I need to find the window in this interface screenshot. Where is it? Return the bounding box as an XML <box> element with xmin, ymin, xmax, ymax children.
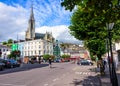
<box><xmin>44</xmin><ymin>50</ymin><xmax>46</xmax><ymax>54</ymax></box>
<box><xmin>39</xmin><ymin>50</ymin><xmax>41</xmax><ymax>55</ymax></box>
<box><xmin>31</xmin><ymin>51</ymin><xmax>33</xmax><ymax>55</ymax></box>
<box><xmin>39</xmin><ymin>45</ymin><xmax>41</xmax><ymax>49</ymax></box>
<box><xmin>24</xmin><ymin>51</ymin><xmax>26</xmax><ymax>56</ymax></box>
<box><xmin>3</xmin><ymin>49</ymin><xmax>5</xmax><ymax>52</ymax></box>
<box><xmin>28</xmin><ymin>51</ymin><xmax>30</xmax><ymax>56</ymax></box>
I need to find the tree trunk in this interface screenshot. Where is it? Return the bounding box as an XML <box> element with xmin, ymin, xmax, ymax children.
<box><xmin>98</xmin><ymin>59</ymin><xmax>105</xmax><ymax>76</ymax></box>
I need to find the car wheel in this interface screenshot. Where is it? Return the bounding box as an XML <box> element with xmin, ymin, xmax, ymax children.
<box><xmin>0</xmin><ymin>66</ymin><xmax>4</xmax><ymax>71</ymax></box>
<box><xmin>0</xmin><ymin>67</ymin><xmax>2</xmax><ymax>71</ymax></box>
<box><xmin>2</xmin><ymin>66</ymin><xmax>4</xmax><ymax>70</ymax></box>
<box><xmin>11</xmin><ymin>65</ymin><xmax>13</xmax><ymax>68</ymax></box>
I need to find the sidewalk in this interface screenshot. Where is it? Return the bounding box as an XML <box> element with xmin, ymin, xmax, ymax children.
<box><xmin>50</xmin><ymin>65</ymin><xmax>102</xmax><ymax>86</ymax></box>
<box><xmin>116</xmin><ymin>62</ymin><xmax>120</xmax><ymax>86</ymax></box>
<box><xmin>97</xmin><ymin>62</ymin><xmax>120</xmax><ymax>86</ymax></box>
<box><xmin>95</xmin><ymin>67</ymin><xmax>112</xmax><ymax>86</ymax></box>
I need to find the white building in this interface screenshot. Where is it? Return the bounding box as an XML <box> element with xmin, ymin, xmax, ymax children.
<box><xmin>18</xmin><ymin>39</ymin><xmax>53</xmax><ymax>57</ymax></box>
<box><xmin>115</xmin><ymin>42</ymin><xmax>120</xmax><ymax>51</ymax></box>
<box><xmin>114</xmin><ymin>42</ymin><xmax>120</xmax><ymax>61</ymax></box>
<box><xmin>0</xmin><ymin>44</ymin><xmax>10</xmax><ymax>59</ymax></box>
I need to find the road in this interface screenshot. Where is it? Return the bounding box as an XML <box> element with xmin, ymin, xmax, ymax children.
<box><xmin>0</xmin><ymin>62</ymin><xmax>101</xmax><ymax>86</ymax></box>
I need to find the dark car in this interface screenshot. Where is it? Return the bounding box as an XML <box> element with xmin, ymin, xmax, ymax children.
<box><xmin>0</xmin><ymin>62</ymin><xmax>5</xmax><ymax>71</ymax></box>
<box><xmin>54</xmin><ymin>59</ymin><xmax>61</xmax><ymax>63</ymax></box>
<box><xmin>80</xmin><ymin>60</ymin><xmax>93</xmax><ymax>65</ymax></box>
<box><xmin>0</xmin><ymin>59</ymin><xmax>12</xmax><ymax>68</ymax></box>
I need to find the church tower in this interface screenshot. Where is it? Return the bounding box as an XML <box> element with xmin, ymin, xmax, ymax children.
<box><xmin>25</xmin><ymin>4</ymin><xmax>35</xmax><ymax>40</ymax></box>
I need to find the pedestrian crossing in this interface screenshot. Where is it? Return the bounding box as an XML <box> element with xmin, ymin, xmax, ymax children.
<box><xmin>75</xmin><ymin>71</ymin><xmax>91</xmax><ymax>75</ymax></box>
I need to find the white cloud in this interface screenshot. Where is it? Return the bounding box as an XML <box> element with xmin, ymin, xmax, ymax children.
<box><xmin>0</xmin><ymin>2</ymin><xmax>28</xmax><ymax>41</ymax></box>
<box><xmin>0</xmin><ymin>1</ymin><xmax>81</xmax><ymax>44</ymax></box>
<box><xmin>36</xmin><ymin>25</ymin><xmax>68</xmax><ymax>39</ymax></box>
<box><xmin>36</xmin><ymin>25</ymin><xmax>82</xmax><ymax>44</ymax></box>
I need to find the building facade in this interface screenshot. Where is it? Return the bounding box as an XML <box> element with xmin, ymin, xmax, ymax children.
<box><xmin>21</xmin><ymin>4</ymin><xmax>54</xmax><ymax>58</ymax></box>
<box><xmin>115</xmin><ymin>42</ymin><xmax>120</xmax><ymax>61</ymax></box>
<box><xmin>17</xmin><ymin>39</ymin><xmax>53</xmax><ymax>58</ymax></box>
<box><xmin>0</xmin><ymin>44</ymin><xmax>10</xmax><ymax>59</ymax></box>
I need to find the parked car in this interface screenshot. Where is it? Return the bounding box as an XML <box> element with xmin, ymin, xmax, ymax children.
<box><xmin>54</xmin><ymin>58</ymin><xmax>61</xmax><ymax>63</ymax></box>
<box><xmin>7</xmin><ymin>59</ymin><xmax>20</xmax><ymax>68</ymax></box>
<box><xmin>0</xmin><ymin>59</ymin><xmax>12</xmax><ymax>68</ymax></box>
<box><xmin>80</xmin><ymin>59</ymin><xmax>93</xmax><ymax>65</ymax></box>
<box><xmin>0</xmin><ymin>62</ymin><xmax>5</xmax><ymax>71</ymax></box>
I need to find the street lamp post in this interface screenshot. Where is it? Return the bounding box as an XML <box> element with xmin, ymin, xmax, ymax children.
<box><xmin>106</xmin><ymin>23</ymin><xmax>118</xmax><ymax>86</ymax></box>
<box><xmin>106</xmin><ymin>37</ymin><xmax>112</xmax><ymax>83</ymax></box>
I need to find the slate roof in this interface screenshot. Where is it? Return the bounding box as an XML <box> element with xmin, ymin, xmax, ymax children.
<box><xmin>0</xmin><ymin>44</ymin><xmax>8</xmax><ymax>48</ymax></box>
<box><xmin>35</xmin><ymin>33</ymin><xmax>45</xmax><ymax>39</ymax></box>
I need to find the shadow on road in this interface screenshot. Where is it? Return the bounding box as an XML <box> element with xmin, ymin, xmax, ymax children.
<box><xmin>0</xmin><ymin>63</ymin><xmax>49</xmax><ymax>75</ymax></box>
<box><xmin>88</xmin><ymin>67</ymin><xmax>119</xmax><ymax>86</ymax></box>
<box><xmin>70</xmin><ymin>66</ymin><xmax>115</xmax><ymax>86</ymax></box>
<box><xmin>117</xmin><ymin>73</ymin><xmax>120</xmax><ymax>86</ymax></box>
<box><xmin>71</xmin><ymin>75</ymin><xmax>101</xmax><ymax>86</ymax></box>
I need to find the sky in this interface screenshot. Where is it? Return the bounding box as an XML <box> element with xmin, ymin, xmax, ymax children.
<box><xmin>0</xmin><ymin>0</ymin><xmax>82</xmax><ymax>44</ymax></box>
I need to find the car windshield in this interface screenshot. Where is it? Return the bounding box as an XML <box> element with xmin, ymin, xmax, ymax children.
<box><xmin>8</xmin><ymin>59</ymin><xmax>17</xmax><ymax>63</ymax></box>
<box><xmin>81</xmin><ymin>60</ymin><xmax>88</xmax><ymax>62</ymax></box>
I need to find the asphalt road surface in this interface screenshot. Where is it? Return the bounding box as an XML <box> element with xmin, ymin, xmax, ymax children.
<box><xmin>0</xmin><ymin>62</ymin><xmax>101</xmax><ymax>86</ymax></box>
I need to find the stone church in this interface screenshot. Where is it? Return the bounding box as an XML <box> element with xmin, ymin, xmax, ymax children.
<box><xmin>25</xmin><ymin>5</ymin><xmax>54</xmax><ymax>42</ymax></box>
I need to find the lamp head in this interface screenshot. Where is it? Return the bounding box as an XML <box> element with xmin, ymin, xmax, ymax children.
<box><xmin>106</xmin><ymin>23</ymin><xmax>114</xmax><ymax>30</ymax></box>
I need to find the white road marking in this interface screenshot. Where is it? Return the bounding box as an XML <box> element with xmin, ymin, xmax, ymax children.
<box><xmin>44</xmin><ymin>84</ymin><xmax>48</xmax><ymax>86</ymax></box>
<box><xmin>87</xmin><ymin>72</ymin><xmax>91</xmax><ymax>75</ymax></box>
<box><xmin>0</xmin><ymin>83</ymin><xmax>26</xmax><ymax>86</ymax></box>
<box><xmin>75</xmin><ymin>72</ymin><xmax>91</xmax><ymax>75</ymax></box>
<box><xmin>83</xmin><ymin>72</ymin><xmax>87</xmax><ymax>75</ymax></box>
<box><xmin>53</xmin><ymin>78</ymin><xmax>59</xmax><ymax>82</ymax></box>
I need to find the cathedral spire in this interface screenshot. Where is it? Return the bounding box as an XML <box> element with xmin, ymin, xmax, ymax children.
<box><xmin>25</xmin><ymin>1</ymin><xmax>35</xmax><ymax>40</ymax></box>
<box><xmin>30</xmin><ymin>2</ymin><xmax>34</xmax><ymax>21</ymax></box>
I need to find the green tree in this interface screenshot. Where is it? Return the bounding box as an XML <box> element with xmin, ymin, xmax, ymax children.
<box><xmin>61</xmin><ymin>0</ymin><xmax>120</xmax><ymax>59</ymax></box>
<box><xmin>61</xmin><ymin>54</ymin><xmax>70</xmax><ymax>62</ymax></box>
<box><xmin>61</xmin><ymin>54</ymin><xmax>70</xmax><ymax>59</ymax></box>
<box><xmin>9</xmin><ymin>50</ymin><xmax>21</xmax><ymax>59</ymax></box>
<box><xmin>2</xmin><ymin>41</ymin><xmax>7</xmax><ymax>45</ymax></box>
<box><xmin>61</xmin><ymin>0</ymin><xmax>120</xmax><ymax>77</ymax></box>
<box><xmin>43</xmin><ymin>54</ymin><xmax>50</xmax><ymax>61</ymax></box>
<box><xmin>8</xmin><ymin>39</ymin><xmax>13</xmax><ymax>44</ymax></box>
<box><xmin>7</xmin><ymin>39</ymin><xmax>13</xmax><ymax>47</ymax></box>
<box><xmin>2</xmin><ymin>39</ymin><xmax>13</xmax><ymax>47</ymax></box>
<box><xmin>50</xmin><ymin>55</ymin><xmax>55</xmax><ymax>60</ymax></box>
<box><xmin>61</xmin><ymin>0</ymin><xmax>120</xmax><ymax>13</ymax></box>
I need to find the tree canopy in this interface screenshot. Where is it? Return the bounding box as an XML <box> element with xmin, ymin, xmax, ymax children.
<box><xmin>2</xmin><ymin>39</ymin><xmax>13</xmax><ymax>47</ymax></box>
<box><xmin>61</xmin><ymin>0</ymin><xmax>120</xmax><ymax>58</ymax></box>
